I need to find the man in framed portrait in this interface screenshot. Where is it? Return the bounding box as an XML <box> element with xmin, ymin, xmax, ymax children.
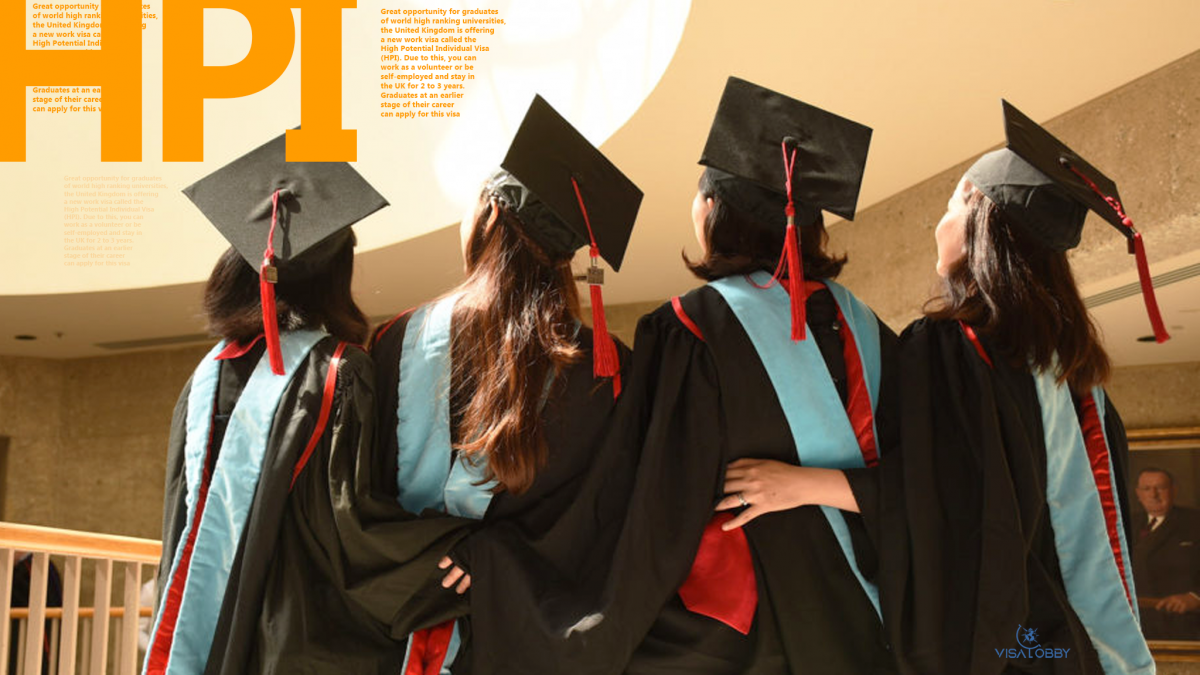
<box><xmin>1133</xmin><ymin>467</ymin><xmax>1200</xmax><ymax>640</ymax></box>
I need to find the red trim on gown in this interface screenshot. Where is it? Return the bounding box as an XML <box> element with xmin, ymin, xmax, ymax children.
<box><xmin>1079</xmin><ymin>392</ymin><xmax>1132</xmax><ymax>605</ymax></box>
<box><xmin>370</xmin><ymin>308</ymin><xmax>418</xmax><ymax>351</ymax></box>
<box><xmin>678</xmin><ymin>513</ymin><xmax>757</xmax><ymax>634</ymax></box>
<box><xmin>958</xmin><ymin>321</ymin><xmax>994</xmax><ymax>368</ymax></box>
<box><xmin>214</xmin><ymin>334</ymin><xmax>265</xmax><ymax>361</ymax></box>
<box><xmin>290</xmin><ymin>342</ymin><xmax>348</xmax><ymax>490</ymax></box>
<box><xmin>835</xmin><ymin>299</ymin><xmax>878</xmax><ymax>468</ymax></box>
<box><xmin>671</xmin><ymin>296</ymin><xmax>705</xmax><ymax>341</ymax></box>
<box><xmin>404</xmin><ymin>620</ymin><xmax>456</xmax><ymax>675</ymax></box>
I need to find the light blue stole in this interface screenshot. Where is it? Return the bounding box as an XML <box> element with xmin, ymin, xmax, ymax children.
<box><xmin>144</xmin><ymin>329</ymin><xmax>326</xmax><ymax>675</ymax></box>
<box><xmin>1033</xmin><ymin>372</ymin><xmax>1153</xmax><ymax>674</ymax></box>
<box><xmin>395</xmin><ymin>295</ymin><xmax>495</xmax><ymax>674</ymax></box>
<box><xmin>709</xmin><ymin>272</ymin><xmax>883</xmax><ymax>617</ymax></box>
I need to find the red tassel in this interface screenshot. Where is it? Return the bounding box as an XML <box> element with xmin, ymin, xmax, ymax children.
<box><xmin>571</xmin><ymin>176</ymin><xmax>622</xmax><ymax>398</ymax></box>
<box><xmin>590</xmin><ymin>279</ymin><xmax>621</xmax><ymax>397</ymax></box>
<box><xmin>784</xmin><ymin>221</ymin><xmax>806</xmax><ymax>341</ymax></box>
<box><xmin>1062</xmin><ymin>161</ymin><xmax>1169</xmax><ymax>343</ymax></box>
<box><xmin>261</xmin><ymin>189</ymin><xmax>286</xmax><ymax>375</ymax></box>
<box><xmin>780</xmin><ymin>142</ymin><xmax>806</xmax><ymax>341</ymax></box>
<box><xmin>260</xmin><ymin>266</ymin><xmax>285</xmax><ymax>375</ymax></box>
<box><xmin>1131</xmin><ymin>232</ymin><xmax>1170</xmax><ymax>343</ymax></box>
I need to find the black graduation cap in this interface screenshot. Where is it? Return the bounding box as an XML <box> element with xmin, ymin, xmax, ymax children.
<box><xmin>182</xmin><ymin>131</ymin><xmax>390</xmax><ymax>373</ymax></box>
<box><xmin>696</xmin><ymin>77</ymin><xmax>873</xmax><ymax>342</ymax></box>
<box><xmin>183</xmin><ymin>132</ymin><xmax>389</xmax><ymax>281</ymax></box>
<box><xmin>965</xmin><ymin>100</ymin><xmax>1128</xmax><ymax>252</ymax></box>
<box><xmin>497</xmin><ymin>95</ymin><xmax>642</xmax><ymax>272</ymax></box>
<box><xmin>965</xmin><ymin>99</ymin><xmax>1169</xmax><ymax>342</ymax></box>
<box><xmin>699</xmin><ymin>76</ymin><xmax>872</xmax><ymax>224</ymax></box>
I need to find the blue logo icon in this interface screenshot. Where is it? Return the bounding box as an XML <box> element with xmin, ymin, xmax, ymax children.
<box><xmin>995</xmin><ymin>626</ymin><xmax>1072</xmax><ymax>661</ymax></box>
<box><xmin>1017</xmin><ymin>626</ymin><xmax>1039</xmax><ymax>649</ymax></box>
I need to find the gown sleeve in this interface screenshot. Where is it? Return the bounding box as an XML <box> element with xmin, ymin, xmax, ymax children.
<box><xmin>869</xmin><ymin>319</ymin><xmax>999</xmax><ymax>675</ymax></box>
<box><xmin>281</xmin><ymin>348</ymin><xmax>475</xmax><ymax>655</ymax></box>
<box><xmin>449</xmin><ymin>305</ymin><xmax>726</xmax><ymax>675</ymax></box>
<box><xmin>309</xmin><ymin>347</ymin><xmax>475</xmax><ymax>634</ymax></box>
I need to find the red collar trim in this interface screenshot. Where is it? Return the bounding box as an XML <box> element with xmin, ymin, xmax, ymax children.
<box><xmin>958</xmin><ymin>321</ymin><xmax>993</xmax><ymax>368</ymax></box>
<box><xmin>214</xmin><ymin>334</ymin><xmax>265</xmax><ymax>361</ymax></box>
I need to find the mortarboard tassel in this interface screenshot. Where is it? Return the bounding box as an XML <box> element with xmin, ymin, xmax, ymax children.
<box><xmin>1062</xmin><ymin>160</ymin><xmax>1170</xmax><ymax>343</ymax></box>
<box><xmin>260</xmin><ymin>190</ymin><xmax>286</xmax><ymax>375</ymax></box>
<box><xmin>571</xmin><ymin>177</ymin><xmax>621</xmax><ymax>398</ymax></box>
<box><xmin>746</xmin><ymin>142</ymin><xmax>807</xmax><ymax>340</ymax></box>
<box><xmin>781</xmin><ymin>141</ymin><xmax>806</xmax><ymax>341</ymax></box>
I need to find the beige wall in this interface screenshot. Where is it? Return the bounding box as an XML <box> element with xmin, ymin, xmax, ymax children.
<box><xmin>1</xmin><ymin>345</ymin><xmax>210</xmax><ymax>540</ymax></box>
<box><xmin>830</xmin><ymin>50</ymin><xmax>1200</xmax><ymax>330</ymax></box>
<box><xmin>1110</xmin><ymin>362</ymin><xmax>1200</xmax><ymax>429</ymax></box>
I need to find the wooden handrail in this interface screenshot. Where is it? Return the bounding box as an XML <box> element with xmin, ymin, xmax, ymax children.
<box><xmin>9</xmin><ymin>607</ymin><xmax>154</xmax><ymax>620</ymax></box>
<box><xmin>0</xmin><ymin>522</ymin><xmax>161</xmax><ymax>564</ymax></box>
<box><xmin>1127</xmin><ymin>427</ymin><xmax>1200</xmax><ymax>442</ymax></box>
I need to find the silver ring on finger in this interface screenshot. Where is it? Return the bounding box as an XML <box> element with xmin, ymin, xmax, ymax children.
<box><xmin>737</xmin><ymin>492</ymin><xmax>749</xmax><ymax>507</ymax></box>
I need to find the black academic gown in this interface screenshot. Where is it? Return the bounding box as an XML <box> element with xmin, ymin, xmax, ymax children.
<box><xmin>619</xmin><ymin>285</ymin><xmax>900</xmax><ymax>675</ymax></box>
<box><xmin>370</xmin><ymin>312</ymin><xmax>630</xmax><ymax>675</ymax></box>
<box><xmin>847</xmin><ymin>318</ymin><xmax>1133</xmax><ymax>675</ymax></box>
<box><xmin>155</xmin><ymin>337</ymin><xmax>472</xmax><ymax>675</ymax></box>
<box><xmin>1133</xmin><ymin>505</ymin><xmax>1200</xmax><ymax>640</ymax></box>
<box><xmin>453</xmin><ymin>284</ymin><xmax>899</xmax><ymax>675</ymax></box>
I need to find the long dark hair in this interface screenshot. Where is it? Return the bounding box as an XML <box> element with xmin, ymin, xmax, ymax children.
<box><xmin>685</xmin><ymin>169</ymin><xmax>846</xmax><ymax>281</ymax></box>
<box><xmin>204</xmin><ymin>230</ymin><xmax>369</xmax><ymax>346</ymax></box>
<box><xmin>927</xmin><ymin>190</ymin><xmax>1110</xmax><ymax>392</ymax></box>
<box><xmin>450</xmin><ymin>192</ymin><xmax>583</xmax><ymax>495</ymax></box>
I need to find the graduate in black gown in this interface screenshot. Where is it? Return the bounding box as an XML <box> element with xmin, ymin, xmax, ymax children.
<box><xmin>146</xmin><ymin>134</ymin><xmax>471</xmax><ymax>675</ymax></box>
<box><xmin>369</xmin><ymin>95</ymin><xmax>641</xmax><ymax>675</ymax></box>
<box><xmin>800</xmin><ymin>101</ymin><xmax>1167</xmax><ymax>674</ymax></box>
<box><xmin>621</xmin><ymin>76</ymin><xmax>903</xmax><ymax>675</ymax></box>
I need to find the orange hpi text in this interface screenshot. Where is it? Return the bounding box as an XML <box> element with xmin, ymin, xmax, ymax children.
<box><xmin>1</xmin><ymin>0</ymin><xmax>357</xmax><ymax>162</ymax></box>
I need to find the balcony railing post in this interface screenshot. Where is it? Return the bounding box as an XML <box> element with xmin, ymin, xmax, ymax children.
<box><xmin>14</xmin><ymin>620</ymin><xmax>26</xmax><ymax>675</ymax></box>
<box><xmin>117</xmin><ymin>563</ymin><xmax>141</xmax><ymax>675</ymax></box>
<box><xmin>48</xmin><ymin>618</ymin><xmax>60</xmax><ymax>675</ymax></box>
<box><xmin>22</xmin><ymin>552</ymin><xmax>50</xmax><ymax>675</ymax></box>
<box><xmin>79</xmin><ymin>618</ymin><xmax>92</xmax><ymax>675</ymax></box>
<box><xmin>58</xmin><ymin>556</ymin><xmax>82</xmax><ymax>675</ymax></box>
<box><xmin>1</xmin><ymin>547</ymin><xmax>14</xmax><ymax>675</ymax></box>
<box><xmin>91</xmin><ymin>559</ymin><xmax>113</xmax><ymax>675</ymax></box>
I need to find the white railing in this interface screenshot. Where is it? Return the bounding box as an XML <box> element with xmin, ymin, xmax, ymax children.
<box><xmin>0</xmin><ymin>523</ymin><xmax>161</xmax><ymax>675</ymax></box>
